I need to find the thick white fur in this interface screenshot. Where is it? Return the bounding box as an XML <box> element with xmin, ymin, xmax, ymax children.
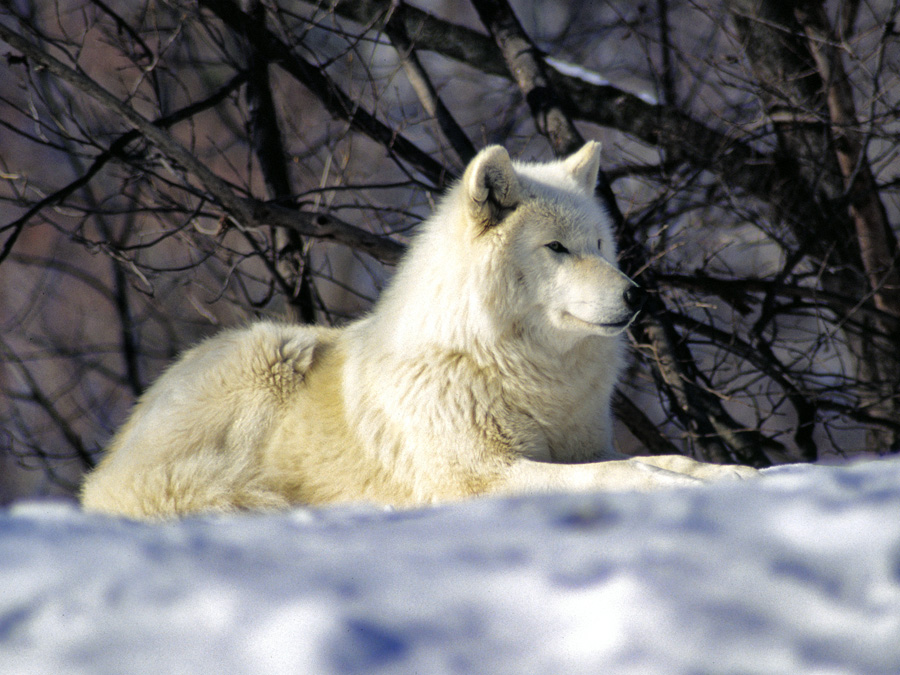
<box><xmin>81</xmin><ymin>142</ymin><xmax>755</xmax><ymax>519</ymax></box>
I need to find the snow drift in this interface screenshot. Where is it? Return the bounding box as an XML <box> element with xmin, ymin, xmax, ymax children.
<box><xmin>3</xmin><ymin>458</ymin><xmax>900</xmax><ymax>674</ymax></box>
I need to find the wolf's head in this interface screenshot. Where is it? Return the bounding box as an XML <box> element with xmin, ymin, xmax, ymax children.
<box><xmin>460</xmin><ymin>142</ymin><xmax>645</xmax><ymax>343</ymax></box>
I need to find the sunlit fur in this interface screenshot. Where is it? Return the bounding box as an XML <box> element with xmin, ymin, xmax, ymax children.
<box><xmin>81</xmin><ymin>142</ymin><xmax>755</xmax><ymax>519</ymax></box>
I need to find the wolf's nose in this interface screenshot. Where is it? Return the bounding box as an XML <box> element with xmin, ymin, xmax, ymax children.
<box><xmin>624</xmin><ymin>285</ymin><xmax>647</xmax><ymax>312</ymax></box>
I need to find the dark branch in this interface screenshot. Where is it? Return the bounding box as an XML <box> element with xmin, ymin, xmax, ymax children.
<box><xmin>470</xmin><ymin>0</ymin><xmax>584</xmax><ymax>157</ymax></box>
<box><xmin>0</xmin><ymin>22</ymin><xmax>406</xmax><ymax>265</ymax></box>
<box><xmin>241</xmin><ymin>0</ymin><xmax>316</xmax><ymax>323</ymax></box>
<box><xmin>330</xmin><ymin>0</ymin><xmax>827</xmax><ymax>234</ymax></box>
<box><xmin>198</xmin><ymin>0</ymin><xmax>453</xmax><ymax>190</ymax></box>
<box><xmin>383</xmin><ymin>2</ymin><xmax>477</xmax><ymax>166</ymax></box>
<box><xmin>612</xmin><ymin>391</ymin><xmax>682</xmax><ymax>456</ymax></box>
<box><xmin>1</xmin><ymin>71</ymin><xmax>249</xmax><ymax>265</ymax></box>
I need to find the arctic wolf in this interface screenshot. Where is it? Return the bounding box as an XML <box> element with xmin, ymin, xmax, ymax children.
<box><xmin>81</xmin><ymin>142</ymin><xmax>755</xmax><ymax>519</ymax></box>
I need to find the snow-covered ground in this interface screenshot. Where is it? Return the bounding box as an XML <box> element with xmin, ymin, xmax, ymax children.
<box><xmin>3</xmin><ymin>458</ymin><xmax>900</xmax><ymax>674</ymax></box>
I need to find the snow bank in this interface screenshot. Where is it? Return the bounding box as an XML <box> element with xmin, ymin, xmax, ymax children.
<box><xmin>3</xmin><ymin>458</ymin><xmax>900</xmax><ymax>674</ymax></box>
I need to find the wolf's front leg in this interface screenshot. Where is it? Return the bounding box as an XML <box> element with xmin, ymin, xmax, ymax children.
<box><xmin>493</xmin><ymin>457</ymin><xmax>705</xmax><ymax>496</ymax></box>
<box><xmin>630</xmin><ymin>455</ymin><xmax>759</xmax><ymax>481</ymax></box>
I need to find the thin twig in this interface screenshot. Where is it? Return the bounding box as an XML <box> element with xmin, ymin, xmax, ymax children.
<box><xmin>0</xmin><ymin>22</ymin><xmax>406</xmax><ymax>264</ymax></box>
<box><xmin>383</xmin><ymin>1</ymin><xmax>476</xmax><ymax>166</ymax></box>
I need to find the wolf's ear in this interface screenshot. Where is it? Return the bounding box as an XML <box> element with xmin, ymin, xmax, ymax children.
<box><xmin>563</xmin><ymin>141</ymin><xmax>602</xmax><ymax>194</ymax></box>
<box><xmin>464</xmin><ymin>145</ymin><xmax>520</xmax><ymax>233</ymax></box>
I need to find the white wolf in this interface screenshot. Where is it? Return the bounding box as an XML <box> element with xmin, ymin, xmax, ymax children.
<box><xmin>81</xmin><ymin>142</ymin><xmax>755</xmax><ymax>519</ymax></box>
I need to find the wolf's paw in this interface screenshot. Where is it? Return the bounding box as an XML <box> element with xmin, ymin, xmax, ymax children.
<box><xmin>718</xmin><ymin>464</ymin><xmax>759</xmax><ymax>480</ymax></box>
<box><xmin>633</xmin><ymin>455</ymin><xmax>758</xmax><ymax>482</ymax></box>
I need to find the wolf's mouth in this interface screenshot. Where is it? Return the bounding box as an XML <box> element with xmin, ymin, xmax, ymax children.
<box><xmin>562</xmin><ymin>311</ymin><xmax>637</xmax><ymax>332</ymax></box>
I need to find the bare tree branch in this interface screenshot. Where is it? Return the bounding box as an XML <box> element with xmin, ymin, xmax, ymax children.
<box><xmin>383</xmin><ymin>1</ymin><xmax>476</xmax><ymax>166</ymax></box>
<box><xmin>0</xmin><ymin>22</ymin><xmax>252</xmax><ymax>217</ymax></box>
<box><xmin>612</xmin><ymin>391</ymin><xmax>681</xmax><ymax>456</ymax></box>
<box><xmin>1</xmin><ymin>71</ymin><xmax>249</xmax><ymax>264</ymax></box>
<box><xmin>330</xmin><ymin>0</ymin><xmax>837</xmax><ymax>237</ymax></box>
<box><xmin>0</xmin><ymin>337</ymin><xmax>95</xmax><ymax>470</ymax></box>
<box><xmin>795</xmin><ymin>0</ymin><xmax>900</xmax><ymax>322</ymax></box>
<box><xmin>248</xmin><ymin>202</ymin><xmax>406</xmax><ymax>264</ymax></box>
<box><xmin>470</xmin><ymin>0</ymin><xmax>584</xmax><ymax>157</ymax></box>
<box><xmin>725</xmin><ymin>0</ymin><xmax>899</xmax><ymax>450</ymax></box>
<box><xmin>241</xmin><ymin>0</ymin><xmax>316</xmax><ymax>323</ymax></box>
<box><xmin>0</xmin><ymin>21</ymin><xmax>406</xmax><ymax>265</ymax></box>
<box><xmin>198</xmin><ymin>0</ymin><xmax>452</xmax><ymax>189</ymax></box>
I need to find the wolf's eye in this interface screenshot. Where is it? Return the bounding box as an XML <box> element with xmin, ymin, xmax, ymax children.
<box><xmin>545</xmin><ymin>241</ymin><xmax>569</xmax><ymax>254</ymax></box>
<box><xmin>598</xmin><ymin>239</ymin><xmax>604</xmax><ymax>252</ymax></box>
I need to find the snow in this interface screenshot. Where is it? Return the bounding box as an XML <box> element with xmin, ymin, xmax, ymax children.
<box><xmin>545</xmin><ymin>56</ymin><xmax>612</xmax><ymax>87</ymax></box>
<box><xmin>3</xmin><ymin>458</ymin><xmax>900</xmax><ymax>674</ymax></box>
<box><xmin>544</xmin><ymin>56</ymin><xmax>659</xmax><ymax>105</ymax></box>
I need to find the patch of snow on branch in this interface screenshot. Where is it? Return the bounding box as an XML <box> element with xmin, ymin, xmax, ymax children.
<box><xmin>544</xmin><ymin>56</ymin><xmax>659</xmax><ymax>105</ymax></box>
